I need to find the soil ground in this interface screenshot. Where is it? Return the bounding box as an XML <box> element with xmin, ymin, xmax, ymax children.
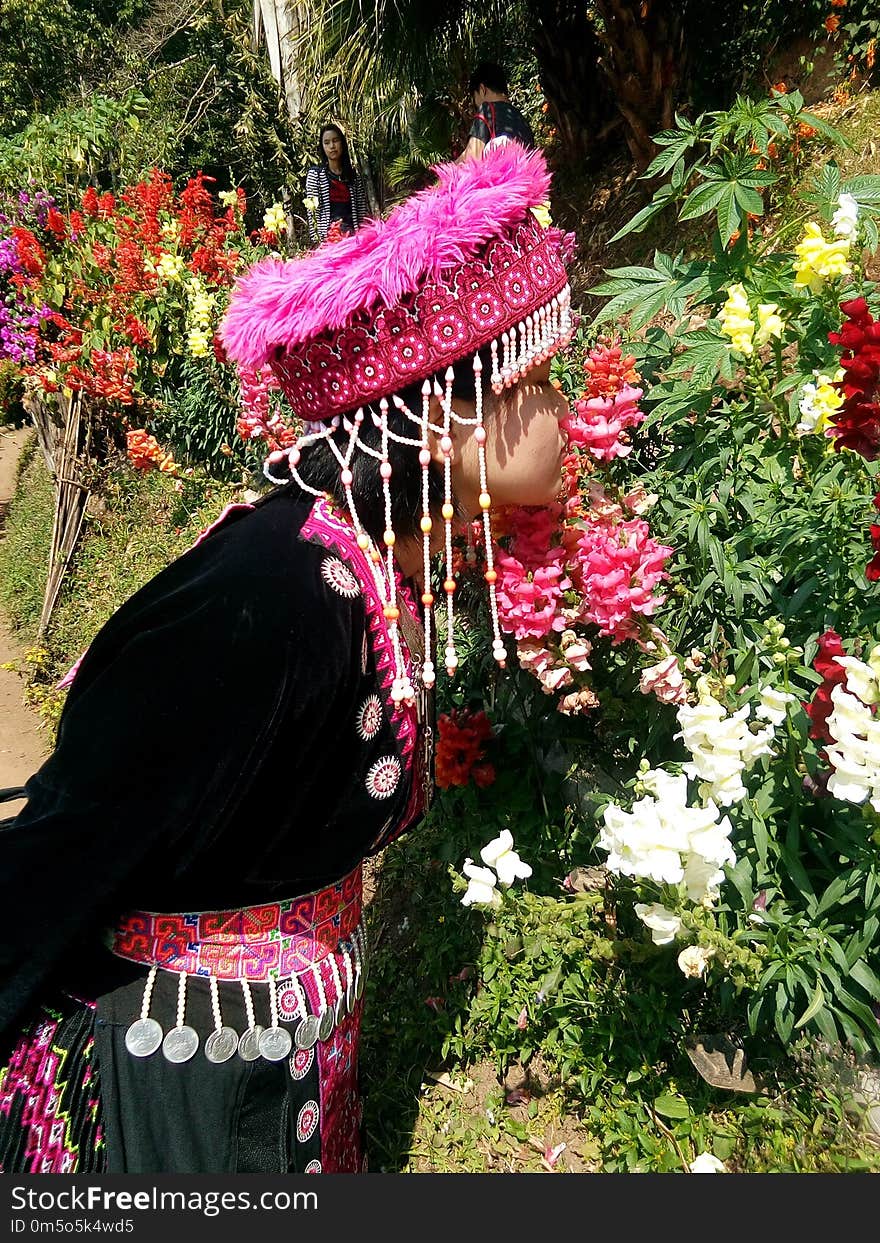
<box><xmin>0</xmin><ymin>426</ymin><xmax>47</xmax><ymax>816</ymax></box>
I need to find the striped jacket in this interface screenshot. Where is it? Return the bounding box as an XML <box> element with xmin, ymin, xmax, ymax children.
<box><xmin>304</xmin><ymin>165</ymin><xmax>369</xmax><ymax>243</ymax></box>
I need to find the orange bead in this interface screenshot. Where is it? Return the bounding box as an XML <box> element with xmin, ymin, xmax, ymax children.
<box><xmin>421</xmin><ymin>592</ymin><xmax>434</xmax><ymax>607</ymax></box>
<box><xmin>383</xmin><ymin>605</ymin><xmax>400</xmax><ymax>621</ymax></box>
<box><xmin>484</xmin><ymin>569</ymin><xmax>497</xmax><ymax>584</ymax></box>
<box><xmin>383</xmin><ymin>529</ymin><xmax>396</xmax><ymax>547</ymax></box>
<box><xmin>370</xmin><ymin>549</ymin><xmax>382</xmax><ymax>563</ymax></box>
<box><xmin>444</xmin><ymin>578</ymin><xmax>457</xmax><ymax>594</ymax></box>
<box><xmin>420</xmin><ymin>516</ymin><xmax>433</xmax><ymax>534</ymax></box>
<box><xmin>441</xmin><ymin>503</ymin><xmax>455</xmax><ymax>521</ymax></box>
<box><xmin>478</xmin><ymin>492</ymin><xmax>492</xmax><ymax>510</ymax></box>
<box><xmin>356</xmin><ymin>533</ymin><xmax>370</xmax><ymax>551</ymax></box>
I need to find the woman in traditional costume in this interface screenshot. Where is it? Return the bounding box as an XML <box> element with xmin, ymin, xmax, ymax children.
<box><xmin>0</xmin><ymin>144</ymin><xmax>574</xmax><ymax>1174</ymax></box>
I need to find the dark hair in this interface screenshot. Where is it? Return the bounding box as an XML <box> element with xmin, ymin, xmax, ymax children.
<box><xmin>318</xmin><ymin>124</ymin><xmax>354</xmax><ymax>181</ymax></box>
<box><xmin>468</xmin><ymin>61</ymin><xmax>508</xmax><ymax>97</ymax></box>
<box><xmin>294</xmin><ymin>352</ymin><xmax>491</xmax><ymax>543</ymax></box>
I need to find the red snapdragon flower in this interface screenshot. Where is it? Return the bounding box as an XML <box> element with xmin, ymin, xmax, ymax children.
<box><xmin>827</xmin><ymin>298</ymin><xmax>880</xmax><ymax>460</ymax></box>
<box><xmin>434</xmin><ymin>709</ymin><xmax>495</xmax><ymax>789</ymax></box>
<box><xmin>805</xmin><ymin>629</ymin><xmax>848</xmax><ymax>743</ymax></box>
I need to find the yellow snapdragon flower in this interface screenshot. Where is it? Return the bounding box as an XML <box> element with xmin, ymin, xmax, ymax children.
<box><xmin>187</xmin><ymin>326</ymin><xmax>211</xmax><ymax>358</ymax></box>
<box><xmin>530</xmin><ymin>201</ymin><xmax>552</xmax><ymax>229</ymax></box>
<box><xmin>793</xmin><ymin>222</ymin><xmax>852</xmax><ymax>293</ymax></box>
<box><xmin>155</xmin><ymin>252</ymin><xmax>184</xmax><ymax>282</ymax></box>
<box><xmin>755</xmin><ymin>302</ymin><xmax>785</xmax><ymax>346</ymax></box>
<box><xmin>796</xmin><ymin>371</ymin><xmax>844</xmax><ymax>435</ymax></box>
<box><xmin>263</xmin><ymin>203</ymin><xmax>287</xmax><ymax>234</ymax></box>
<box><xmin>719</xmin><ymin>283</ymin><xmax>755</xmax><ymax>355</ymax></box>
<box><xmin>219</xmin><ymin>189</ymin><xmax>239</xmax><ymax>208</ymax></box>
<box><xmin>186</xmin><ymin>277</ymin><xmax>215</xmax><ymax>329</ymax></box>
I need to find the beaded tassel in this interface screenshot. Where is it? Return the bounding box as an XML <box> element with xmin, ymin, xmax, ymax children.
<box><xmin>437</xmin><ymin>368</ymin><xmax>458</xmax><ymax>678</ymax></box>
<box><xmin>472</xmin><ymin>352</ymin><xmax>506</xmax><ymax>668</ymax></box>
<box><xmin>418</xmin><ymin>378</ymin><xmax>436</xmax><ymax>689</ymax></box>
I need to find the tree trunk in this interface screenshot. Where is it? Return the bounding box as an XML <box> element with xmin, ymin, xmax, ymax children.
<box><xmin>525</xmin><ymin>0</ymin><xmax>617</xmax><ymax>168</ymax></box>
<box><xmin>592</xmin><ymin>0</ymin><xmax>687</xmax><ymax>169</ymax></box>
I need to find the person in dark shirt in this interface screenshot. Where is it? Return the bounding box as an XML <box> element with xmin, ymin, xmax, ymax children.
<box><xmin>0</xmin><ymin>144</ymin><xmax>574</xmax><ymax>1176</ymax></box>
<box><xmin>460</xmin><ymin>60</ymin><xmax>535</xmax><ymax>161</ymax></box>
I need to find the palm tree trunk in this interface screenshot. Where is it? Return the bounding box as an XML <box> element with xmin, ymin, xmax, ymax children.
<box><xmin>592</xmin><ymin>0</ymin><xmax>687</xmax><ymax>169</ymax></box>
<box><xmin>526</xmin><ymin>0</ymin><xmax>617</xmax><ymax>167</ymax></box>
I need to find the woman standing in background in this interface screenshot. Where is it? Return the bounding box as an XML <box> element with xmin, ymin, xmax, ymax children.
<box><xmin>304</xmin><ymin>124</ymin><xmax>369</xmax><ymax>244</ymax></box>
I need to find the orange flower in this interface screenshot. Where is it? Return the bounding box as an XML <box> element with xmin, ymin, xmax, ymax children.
<box><xmin>830</xmin><ymin>0</ymin><xmax>847</xmax><ymax>7</ymax></box>
<box><xmin>868</xmin><ymin>37</ymin><xmax>877</xmax><ymax>69</ymax></box>
<box><xmin>825</xmin><ymin>14</ymin><xmax>840</xmax><ymax>32</ymax></box>
<box><xmin>771</xmin><ymin>81</ymin><xmax>788</xmax><ymax>94</ymax></box>
<box><xmin>126</xmin><ymin>429</ymin><xmax>176</xmax><ymax>474</ymax></box>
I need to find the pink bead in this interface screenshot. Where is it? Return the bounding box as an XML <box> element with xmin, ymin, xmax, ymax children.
<box><xmin>340</xmin><ymin>468</ymin><xmax>353</xmax><ymax>486</ymax></box>
<box><xmin>267</xmin><ymin>450</ymin><xmax>284</xmax><ymax>464</ymax></box>
<box><xmin>440</xmin><ymin>436</ymin><xmax>453</xmax><ymax>455</ymax></box>
<box><xmin>288</xmin><ymin>448</ymin><xmax>300</xmax><ymax>466</ymax></box>
<box><xmin>380</xmin><ymin>461</ymin><xmax>392</xmax><ymax>479</ymax></box>
<box><xmin>473</xmin><ymin>426</ymin><xmax>487</xmax><ymax>445</ymax></box>
<box><xmin>419</xmin><ymin>448</ymin><xmax>431</xmax><ymax>466</ymax></box>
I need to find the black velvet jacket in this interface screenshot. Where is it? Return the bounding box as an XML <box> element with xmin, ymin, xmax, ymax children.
<box><xmin>0</xmin><ymin>489</ymin><xmax>420</xmax><ymax>1041</ymax></box>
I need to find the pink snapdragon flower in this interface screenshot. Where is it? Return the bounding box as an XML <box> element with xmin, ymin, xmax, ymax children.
<box><xmin>639</xmin><ymin>654</ymin><xmax>687</xmax><ymax>705</ymax></box>
<box><xmin>572</xmin><ymin>517</ymin><xmax>672</xmax><ymax>641</ymax></box>
<box><xmin>496</xmin><ymin>550</ymin><xmax>570</xmax><ymax>640</ymax></box>
<box><xmin>562</xmin><ymin>383</ymin><xmax>645</xmax><ymax>462</ymax></box>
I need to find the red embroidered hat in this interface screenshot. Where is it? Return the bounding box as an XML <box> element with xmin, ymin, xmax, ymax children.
<box><xmin>221</xmin><ymin>144</ymin><xmax>572</xmax><ymax>419</ymax></box>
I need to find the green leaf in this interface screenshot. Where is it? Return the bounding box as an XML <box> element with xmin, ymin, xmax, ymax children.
<box><xmin>794</xmin><ymin>982</ymin><xmax>826</xmax><ymax>1030</ymax></box>
<box><xmin>609</xmin><ymin>186</ymin><xmax>675</xmax><ymax>243</ymax></box>
<box><xmin>653</xmin><ymin>1093</ymin><xmax>690</xmax><ymax>1121</ymax></box>
<box><xmin>850</xmin><ymin>960</ymin><xmax>880</xmax><ymax>1003</ymax></box>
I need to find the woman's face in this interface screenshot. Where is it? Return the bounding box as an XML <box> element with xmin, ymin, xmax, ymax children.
<box><xmin>445</xmin><ymin>359</ymin><xmax>570</xmax><ymax>516</ymax></box>
<box><xmin>322</xmin><ymin>130</ymin><xmax>343</xmax><ymax>163</ymax></box>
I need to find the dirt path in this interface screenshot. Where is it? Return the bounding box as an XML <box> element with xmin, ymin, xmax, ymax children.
<box><xmin>0</xmin><ymin>425</ymin><xmax>47</xmax><ymax>815</ymax></box>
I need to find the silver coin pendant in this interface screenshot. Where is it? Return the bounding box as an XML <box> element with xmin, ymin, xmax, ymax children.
<box><xmin>125</xmin><ymin>1017</ymin><xmax>163</xmax><ymax>1058</ymax></box>
<box><xmin>296</xmin><ymin>1014</ymin><xmax>320</xmax><ymax>1050</ymax></box>
<box><xmin>317</xmin><ymin>1007</ymin><xmax>334</xmax><ymax>1043</ymax></box>
<box><xmin>204</xmin><ymin>1026</ymin><xmax>239</xmax><ymax>1064</ymax></box>
<box><xmin>162</xmin><ymin>1025</ymin><xmax>199</xmax><ymax>1064</ymax></box>
<box><xmin>238</xmin><ymin>1024</ymin><xmax>265</xmax><ymax>1061</ymax></box>
<box><xmin>259</xmin><ymin>1027</ymin><xmax>293</xmax><ymax>1062</ymax></box>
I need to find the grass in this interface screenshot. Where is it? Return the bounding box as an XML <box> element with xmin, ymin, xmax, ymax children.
<box><xmin>0</xmin><ymin>444</ymin><xmax>241</xmax><ymax>729</ymax></box>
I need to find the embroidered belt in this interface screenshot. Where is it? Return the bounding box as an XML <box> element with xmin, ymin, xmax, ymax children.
<box><xmin>109</xmin><ymin>867</ymin><xmax>367</xmax><ymax>1067</ymax></box>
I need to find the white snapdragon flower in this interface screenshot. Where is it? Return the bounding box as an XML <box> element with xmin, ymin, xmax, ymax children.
<box><xmin>599</xmin><ymin>799</ymin><xmax>688</xmax><ymax>885</ymax></box>
<box><xmin>677</xmin><ymin>684</ymin><xmax>778</xmax><ymax>807</ymax></box>
<box><xmin>756</xmin><ymin>686</ymin><xmax>796</xmax><ymax>726</ymax></box>
<box><xmin>835</xmin><ymin>655</ymin><xmax>880</xmax><ymax>706</ymax></box>
<box><xmin>634</xmin><ymin>902</ymin><xmax>682</xmax><ymax>946</ymax></box>
<box><xmin>639</xmin><ymin>767</ymin><xmax>689</xmax><ymax>807</ymax></box>
<box><xmin>683</xmin><ymin>854</ymin><xmax>725</xmax><ymax>904</ymax></box>
<box><xmin>479</xmin><ymin>829</ymin><xmax>532</xmax><ymax>887</ymax></box>
<box><xmin>460</xmin><ymin>859</ymin><xmax>501</xmax><ymax>908</ymax></box>
<box><xmin>831</xmin><ymin>192</ymin><xmax>860</xmax><ymax>242</ymax></box>
<box><xmin>677</xmin><ymin>945</ymin><xmax>715</xmax><ymax>978</ymax></box>
<box><xmin>689</xmin><ymin>1152</ymin><xmax>726</xmax><ymax>1173</ymax></box>
<box><xmin>684</xmin><ymin>803</ymin><xmax>736</xmax><ymax>868</ymax></box>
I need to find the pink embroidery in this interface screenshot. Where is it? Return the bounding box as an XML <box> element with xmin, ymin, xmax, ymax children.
<box><xmin>296</xmin><ymin>1099</ymin><xmax>320</xmax><ymax>1143</ymax></box>
<box><xmin>355</xmin><ymin>694</ymin><xmax>383</xmax><ymax>741</ymax></box>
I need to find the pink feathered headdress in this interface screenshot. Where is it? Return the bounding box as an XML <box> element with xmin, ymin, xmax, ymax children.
<box><xmin>221</xmin><ymin>145</ymin><xmax>572</xmax><ymax>419</ymax></box>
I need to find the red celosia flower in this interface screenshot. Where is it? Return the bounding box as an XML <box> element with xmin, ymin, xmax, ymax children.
<box><xmin>45</xmin><ymin>208</ymin><xmax>67</xmax><ymax>238</ymax></box>
<box><xmin>81</xmin><ymin>185</ymin><xmax>100</xmax><ymax>217</ymax></box>
<box><xmin>122</xmin><ymin>315</ymin><xmax>153</xmax><ymax>350</ymax></box>
<box><xmin>434</xmin><ymin>709</ymin><xmax>495</xmax><ymax>789</ymax></box>
<box><xmin>10</xmin><ymin>227</ymin><xmax>45</xmax><ymax>277</ymax></box>
<box><xmin>805</xmin><ymin>629</ymin><xmax>848</xmax><ymax>743</ymax></box>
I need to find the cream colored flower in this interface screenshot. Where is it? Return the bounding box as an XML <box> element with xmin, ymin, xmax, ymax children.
<box><xmin>677</xmin><ymin>944</ymin><xmax>715</xmax><ymax>979</ymax></box>
<box><xmin>689</xmin><ymin>1152</ymin><xmax>726</xmax><ymax>1173</ymax></box>
<box><xmin>480</xmin><ymin>829</ymin><xmax>532</xmax><ymax>887</ymax></box>
<box><xmin>634</xmin><ymin>902</ymin><xmax>682</xmax><ymax>946</ymax></box>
